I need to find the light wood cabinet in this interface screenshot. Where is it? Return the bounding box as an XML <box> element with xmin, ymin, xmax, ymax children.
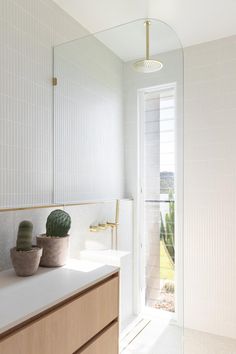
<box><xmin>76</xmin><ymin>322</ymin><xmax>118</xmax><ymax>354</ymax></box>
<box><xmin>0</xmin><ymin>274</ymin><xmax>119</xmax><ymax>354</ymax></box>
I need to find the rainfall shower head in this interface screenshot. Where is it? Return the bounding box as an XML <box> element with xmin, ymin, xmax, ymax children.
<box><xmin>133</xmin><ymin>58</ymin><xmax>163</xmax><ymax>73</ymax></box>
<box><xmin>133</xmin><ymin>20</ymin><xmax>163</xmax><ymax>73</ymax></box>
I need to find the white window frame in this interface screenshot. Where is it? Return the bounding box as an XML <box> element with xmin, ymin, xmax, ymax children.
<box><xmin>135</xmin><ymin>82</ymin><xmax>184</xmax><ymax>326</ymax></box>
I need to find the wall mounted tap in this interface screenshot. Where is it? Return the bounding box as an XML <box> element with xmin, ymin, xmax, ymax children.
<box><xmin>89</xmin><ymin>200</ymin><xmax>120</xmax><ymax>249</ymax></box>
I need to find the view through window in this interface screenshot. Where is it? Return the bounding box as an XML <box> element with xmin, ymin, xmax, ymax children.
<box><xmin>144</xmin><ymin>87</ymin><xmax>175</xmax><ymax>312</ymax></box>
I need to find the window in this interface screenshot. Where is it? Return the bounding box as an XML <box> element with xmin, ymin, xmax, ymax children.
<box><xmin>143</xmin><ymin>87</ymin><xmax>176</xmax><ymax>312</ymax></box>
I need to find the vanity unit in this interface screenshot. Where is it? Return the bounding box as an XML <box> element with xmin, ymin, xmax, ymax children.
<box><xmin>0</xmin><ymin>260</ymin><xmax>119</xmax><ymax>354</ymax></box>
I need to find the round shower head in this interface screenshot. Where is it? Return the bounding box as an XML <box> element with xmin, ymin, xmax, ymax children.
<box><xmin>133</xmin><ymin>20</ymin><xmax>163</xmax><ymax>74</ymax></box>
<box><xmin>133</xmin><ymin>59</ymin><xmax>163</xmax><ymax>73</ymax></box>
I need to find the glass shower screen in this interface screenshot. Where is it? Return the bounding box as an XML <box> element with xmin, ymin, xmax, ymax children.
<box><xmin>54</xmin><ymin>18</ymin><xmax>184</xmax><ymax>353</ymax></box>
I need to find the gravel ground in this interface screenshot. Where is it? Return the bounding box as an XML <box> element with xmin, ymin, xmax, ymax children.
<box><xmin>154</xmin><ymin>292</ymin><xmax>175</xmax><ymax>312</ymax></box>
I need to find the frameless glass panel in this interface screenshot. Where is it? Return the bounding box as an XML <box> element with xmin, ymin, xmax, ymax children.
<box><xmin>54</xmin><ymin>19</ymin><xmax>184</xmax><ymax>354</ymax></box>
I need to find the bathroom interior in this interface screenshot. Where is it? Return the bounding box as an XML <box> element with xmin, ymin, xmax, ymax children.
<box><xmin>0</xmin><ymin>1</ymin><xmax>236</xmax><ymax>354</ymax></box>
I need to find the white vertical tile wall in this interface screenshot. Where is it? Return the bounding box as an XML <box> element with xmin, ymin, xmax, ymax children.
<box><xmin>184</xmin><ymin>35</ymin><xmax>236</xmax><ymax>339</ymax></box>
<box><xmin>0</xmin><ymin>0</ymin><xmax>88</xmax><ymax>207</ymax></box>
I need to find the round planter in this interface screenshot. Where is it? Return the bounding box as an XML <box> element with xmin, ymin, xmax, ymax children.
<box><xmin>36</xmin><ymin>234</ymin><xmax>70</xmax><ymax>267</ymax></box>
<box><xmin>10</xmin><ymin>246</ymin><xmax>42</xmax><ymax>277</ymax></box>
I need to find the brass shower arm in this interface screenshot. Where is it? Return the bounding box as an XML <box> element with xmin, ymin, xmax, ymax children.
<box><xmin>145</xmin><ymin>20</ymin><xmax>151</xmax><ymax>60</ymax></box>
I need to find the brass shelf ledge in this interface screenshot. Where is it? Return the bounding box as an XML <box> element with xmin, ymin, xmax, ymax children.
<box><xmin>0</xmin><ymin>198</ymin><xmax>132</xmax><ymax>213</ymax></box>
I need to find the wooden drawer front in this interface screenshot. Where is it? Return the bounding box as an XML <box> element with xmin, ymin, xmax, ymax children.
<box><xmin>77</xmin><ymin>322</ymin><xmax>118</xmax><ymax>354</ymax></box>
<box><xmin>0</xmin><ymin>275</ymin><xmax>119</xmax><ymax>354</ymax></box>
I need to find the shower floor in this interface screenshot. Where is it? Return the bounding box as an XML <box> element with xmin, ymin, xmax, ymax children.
<box><xmin>120</xmin><ymin>308</ymin><xmax>236</xmax><ymax>354</ymax></box>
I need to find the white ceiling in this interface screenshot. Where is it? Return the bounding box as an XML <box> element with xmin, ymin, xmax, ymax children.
<box><xmin>53</xmin><ymin>0</ymin><xmax>236</xmax><ymax>48</ymax></box>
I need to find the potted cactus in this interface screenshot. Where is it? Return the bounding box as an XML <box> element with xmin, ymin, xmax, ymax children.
<box><xmin>36</xmin><ymin>209</ymin><xmax>71</xmax><ymax>267</ymax></box>
<box><xmin>10</xmin><ymin>221</ymin><xmax>42</xmax><ymax>276</ymax></box>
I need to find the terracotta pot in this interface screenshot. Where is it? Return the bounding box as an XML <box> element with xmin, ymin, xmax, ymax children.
<box><xmin>36</xmin><ymin>234</ymin><xmax>70</xmax><ymax>267</ymax></box>
<box><xmin>10</xmin><ymin>246</ymin><xmax>42</xmax><ymax>277</ymax></box>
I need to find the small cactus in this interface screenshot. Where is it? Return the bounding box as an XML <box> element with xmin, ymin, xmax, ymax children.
<box><xmin>46</xmin><ymin>209</ymin><xmax>71</xmax><ymax>237</ymax></box>
<box><xmin>16</xmin><ymin>221</ymin><xmax>33</xmax><ymax>251</ymax></box>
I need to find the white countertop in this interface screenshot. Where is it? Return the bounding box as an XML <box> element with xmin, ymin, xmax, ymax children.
<box><xmin>0</xmin><ymin>259</ymin><xmax>119</xmax><ymax>336</ymax></box>
<box><xmin>80</xmin><ymin>249</ymin><xmax>131</xmax><ymax>265</ymax></box>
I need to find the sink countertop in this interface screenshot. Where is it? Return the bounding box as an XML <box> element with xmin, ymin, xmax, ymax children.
<box><xmin>0</xmin><ymin>259</ymin><xmax>119</xmax><ymax>336</ymax></box>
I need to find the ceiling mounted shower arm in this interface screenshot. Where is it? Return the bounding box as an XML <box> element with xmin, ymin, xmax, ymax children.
<box><xmin>133</xmin><ymin>19</ymin><xmax>163</xmax><ymax>73</ymax></box>
<box><xmin>145</xmin><ymin>20</ymin><xmax>151</xmax><ymax>60</ymax></box>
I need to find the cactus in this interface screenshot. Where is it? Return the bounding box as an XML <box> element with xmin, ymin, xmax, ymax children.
<box><xmin>46</xmin><ymin>209</ymin><xmax>71</xmax><ymax>237</ymax></box>
<box><xmin>160</xmin><ymin>190</ymin><xmax>175</xmax><ymax>263</ymax></box>
<box><xmin>16</xmin><ymin>221</ymin><xmax>33</xmax><ymax>251</ymax></box>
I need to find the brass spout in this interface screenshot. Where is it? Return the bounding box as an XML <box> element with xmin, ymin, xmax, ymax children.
<box><xmin>107</xmin><ymin>222</ymin><xmax>119</xmax><ymax>229</ymax></box>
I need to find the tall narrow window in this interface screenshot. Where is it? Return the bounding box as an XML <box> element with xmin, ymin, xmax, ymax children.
<box><xmin>144</xmin><ymin>87</ymin><xmax>175</xmax><ymax>312</ymax></box>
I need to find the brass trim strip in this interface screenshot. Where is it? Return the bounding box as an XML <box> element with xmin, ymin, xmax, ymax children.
<box><xmin>0</xmin><ymin>199</ymin><xmax>133</xmax><ymax>213</ymax></box>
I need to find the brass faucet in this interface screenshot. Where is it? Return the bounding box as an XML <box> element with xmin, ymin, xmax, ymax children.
<box><xmin>89</xmin><ymin>221</ymin><xmax>117</xmax><ymax>232</ymax></box>
<box><xmin>89</xmin><ymin>200</ymin><xmax>120</xmax><ymax>249</ymax></box>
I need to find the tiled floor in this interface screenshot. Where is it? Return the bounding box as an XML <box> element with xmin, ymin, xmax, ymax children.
<box><xmin>184</xmin><ymin>329</ymin><xmax>236</xmax><ymax>354</ymax></box>
<box><xmin>121</xmin><ymin>308</ymin><xmax>236</xmax><ymax>354</ymax></box>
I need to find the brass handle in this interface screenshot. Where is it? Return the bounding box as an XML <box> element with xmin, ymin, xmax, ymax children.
<box><xmin>89</xmin><ymin>225</ymin><xmax>100</xmax><ymax>232</ymax></box>
<box><xmin>98</xmin><ymin>223</ymin><xmax>108</xmax><ymax>230</ymax></box>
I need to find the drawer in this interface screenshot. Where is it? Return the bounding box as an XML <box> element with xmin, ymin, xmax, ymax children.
<box><xmin>0</xmin><ymin>275</ymin><xmax>119</xmax><ymax>354</ymax></box>
<box><xmin>76</xmin><ymin>321</ymin><xmax>119</xmax><ymax>354</ymax></box>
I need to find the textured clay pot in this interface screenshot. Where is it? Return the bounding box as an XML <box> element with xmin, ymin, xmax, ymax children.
<box><xmin>10</xmin><ymin>246</ymin><xmax>42</xmax><ymax>277</ymax></box>
<box><xmin>36</xmin><ymin>234</ymin><xmax>70</xmax><ymax>267</ymax></box>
